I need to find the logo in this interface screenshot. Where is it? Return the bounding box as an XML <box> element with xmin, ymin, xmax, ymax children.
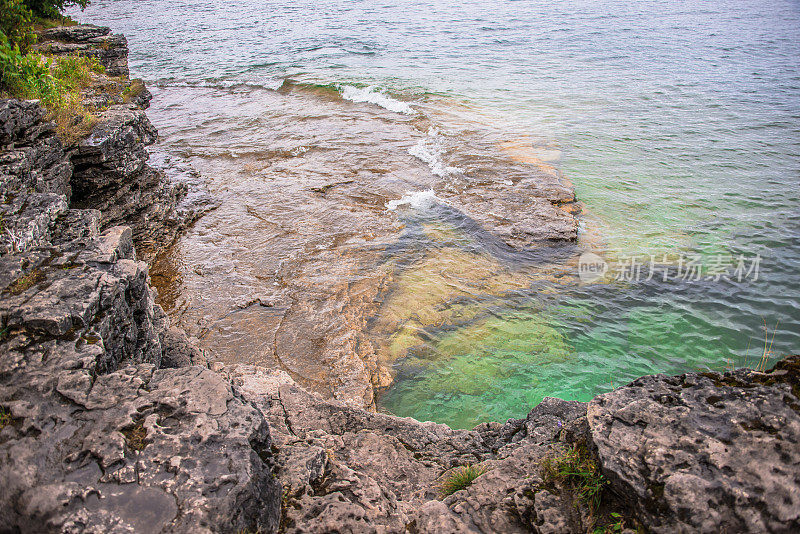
<box><xmin>578</xmin><ymin>252</ymin><xmax>608</xmax><ymax>282</ymax></box>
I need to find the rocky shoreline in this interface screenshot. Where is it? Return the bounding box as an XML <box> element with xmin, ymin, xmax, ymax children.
<box><xmin>0</xmin><ymin>25</ymin><xmax>798</xmax><ymax>533</ymax></box>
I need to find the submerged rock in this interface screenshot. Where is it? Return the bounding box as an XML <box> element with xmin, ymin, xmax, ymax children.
<box><xmin>447</xmin><ymin>179</ymin><xmax>578</xmax><ymax>247</ymax></box>
<box><xmin>1</xmin><ymin>22</ymin><xmax>797</xmax><ymax>534</ymax></box>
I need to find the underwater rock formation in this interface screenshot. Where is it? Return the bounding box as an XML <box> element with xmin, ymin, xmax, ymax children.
<box><xmin>0</xmin><ymin>24</ymin><xmax>797</xmax><ymax>534</ymax></box>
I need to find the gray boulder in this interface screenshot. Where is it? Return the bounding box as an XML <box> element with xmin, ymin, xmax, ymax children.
<box><xmin>588</xmin><ymin>358</ymin><xmax>800</xmax><ymax>533</ymax></box>
<box><xmin>36</xmin><ymin>24</ymin><xmax>130</xmax><ymax>77</ymax></box>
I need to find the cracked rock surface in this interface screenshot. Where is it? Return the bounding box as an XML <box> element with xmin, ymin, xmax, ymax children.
<box><xmin>1</xmin><ymin>23</ymin><xmax>798</xmax><ymax>534</ymax></box>
<box><xmin>588</xmin><ymin>360</ymin><xmax>800</xmax><ymax>533</ymax></box>
<box><xmin>0</xmin><ymin>218</ymin><xmax>281</xmax><ymax>532</ymax></box>
<box><xmin>222</xmin><ymin>361</ymin><xmax>800</xmax><ymax>533</ymax></box>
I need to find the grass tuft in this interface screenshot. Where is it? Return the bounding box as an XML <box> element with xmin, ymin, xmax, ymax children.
<box><xmin>753</xmin><ymin>318</ymin><xmax>779</xmax><ymax>373</ymax></box>
<box><xmin>46</xmin><ymin>88</ymin><xmax>96</xmax><ymax>142</ymax></box>
<box><xmin>439</xmin><ymin>464</ymin><xmax>487</xmax><ymax>497</ymax></box>
<box><xmin>121</xmin><ymin>421</ymin><xmax>147</xmax><ymax>451</ymax></box>
<box><xmin>7</xmin><ymin>268</ymin><xmax>45</xmax><ymax>294</ymax></box>
<box><xmin>720</xmin><ymin>319</ymin><xmax>781</xmax><ymax>374</ymax></box>
<box><xmin>541</xmin><ymin>444</ymin><xmax>606</xmax><ymax>512</ymax></box>
<box><xmin>0</xmin><ymin>406</ymin><xmax>11</xmax><ymax>429</ymax></box>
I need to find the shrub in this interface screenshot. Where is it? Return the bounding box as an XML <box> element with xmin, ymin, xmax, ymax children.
<box><xmin>439</xmin><ymin>464</ymin><xmax>487</xmax><ymax>497</ymax></box>
<box><xmin>0</xmin><ymin>36</ymin><xmax>100</xmax><ymax>142</ymax></box>
<box><xmin>1</xmin><ymin>0</ymin><xmax>90</xmax><ymax>50</ymax></box>
<box><xmin>0</xmin><ymin>0</ymin><xmax>35</xmax><ymax>50</ymax></box>
<box><xmin>23</xmin><ymin>0</ymin><xmax>89</xmax><ymax>19</ymax></box>
<box><xmin>0</xmin><ymin>33</ymin><xmax>59</xmax><ymax>100</ymax></box>
<box><xmin>0</xmin><ymin>0</ymin><xmax>98</xmax><ymax>144</ymax></box>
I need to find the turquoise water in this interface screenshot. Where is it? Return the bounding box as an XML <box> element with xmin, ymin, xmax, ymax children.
<box><xmin>73</xmin><ymin>0</ymin><xmax>800</xmax><ymax>428</ymax></box>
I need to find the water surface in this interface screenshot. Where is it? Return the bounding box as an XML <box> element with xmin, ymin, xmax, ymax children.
<box><xmin>72</xmin><ymin>0</ymin><xmax>800</xmax><ymax>428</ymax></box>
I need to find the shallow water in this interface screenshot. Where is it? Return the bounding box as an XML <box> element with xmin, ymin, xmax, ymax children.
<box><xmin>73</xmin><ymin>0</ymin><xmax>800</xmax><ymax>427</ymax></box>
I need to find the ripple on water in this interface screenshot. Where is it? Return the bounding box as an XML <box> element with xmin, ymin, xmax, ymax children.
<box><xmin>72</xmin><ymin>0</ymin><xmax>800</xmax><ymax>428</ymax></box>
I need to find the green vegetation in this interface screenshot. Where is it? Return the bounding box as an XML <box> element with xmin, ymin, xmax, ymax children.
<box><xmin>0</xmin><ymin>407</ymin><xmax>11</xmax><ymax>429</ymax></box>
<box><xmin>0</xmin><ymin>0</ymin><xmax>98</xmax><ymax>142</ymax></box>
<box><xmin>542</xmin><ymin>444</ymin><xmax>606</xmax><ymax>511</ymax></box>
<box><xmin>0</xmin><ymin>33</ymin><xmax>55</xmax><ymax>96</ymax></box>
<box><xmin>7</xmin><ymin>268</ymin><xmax>45</xmax><ymax>294</ymax></box>
<box><xmin>32</xmin><ymin>14</ymin><xmax>78</xmax><ymax>31</ymax></box>
<box><xmin>593</xmin><ymin>513</ymin><xmax>626</xmax><ymax>534</ymax></box>
<box><xmin>438</xmin><ymin>464</ymin><xmax>487</xmax><ymax>497</ymax></box>
<box><xmin>2</xmin><ymin>0</ymin><xmax>86</xmax><ymax>50</ymax></box>
<box><xmin>121</xmin><ymin>421</ymin><xmax>147</xmax><ymax>451</ymax></box>
<box><xmin>0</xmin><ymin>36</ymin><xmax>102</xmax><ymax>141</ymax></box>
<box><xmin>52</xmin><ymin>52</ymin><xmax>103</xmax><ymax>87</ymax></box>
<box><xmin>541</xmin><ymin>444</ymin><xmax>632</xmax><ymax>532</ymax></box>
<box><xmin>21</xmin><ymin>0</ymin><xmax>88</xmax><ymax>20</ymax></box>
<box><xmin>1</xmin><ymin>0</ymin><xmax>35</xmax><ymax>50</ymax></box>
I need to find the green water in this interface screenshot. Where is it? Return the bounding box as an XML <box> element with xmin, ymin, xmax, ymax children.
<box><xmin>75</xmin><ymin>0</ymin><xmax>800</xmax><ymax>428</ymax></box>
<box><xmin>378</xmin><ymin>220</ymin><xmax>769</xmax><ymax>428</ymax></box>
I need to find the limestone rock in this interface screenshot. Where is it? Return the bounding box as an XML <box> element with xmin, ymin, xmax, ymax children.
<box><xmin>0</xmin><ymin>98</ymin><xmax>49</xmax><ymax>146</ymax></box>
<box><xmin>1</xmin><ymin>21</ymin><xmax>798</xmax><ymax>534</ymax></box>
<box><xmin>65</xmin><ymin>99</ymin><xmax>215</xmax><ymax>261</ymax></box>
<box><xmin>36</xmin><ymin>24</ymin><xmax>130</xmax><ymax>77</ymax></box>
<box><xmin>224</xmin><ymin>366</ymin><xmax>594</xmax><ymax>533</ymax></box>
<box><xmin>588</xmin><ymin>358</ymin><xmax>800</xmax><ymax>533</ymax></box>
<box><xmin>0</xmin><ymin>215</ymin><xmax>279</xmax><ymax>533</ymax></box>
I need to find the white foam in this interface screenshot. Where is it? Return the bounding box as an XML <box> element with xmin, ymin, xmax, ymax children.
<box><xmin>408</xmin><ymin>128</ymin><xmax>463</xmax><ymax>178</ymax></box>
<box><xmin>386</xmin><ymin>189</ymin><xmax>439</xmax><ymax>211</ymax></box>
<box><xmin>260</xmin><ymin>77</ymin><xmax>285</xmax><ymax>91</ymax></box>
<box><xmin>339</xmin><ymin>85</ymin><xmax>415</xmax><ymax>115</ymax></box>
<box><xmin>161</xmin><ymin>78</ymin><xmax>285</xmax><ymax>91</ymax></box>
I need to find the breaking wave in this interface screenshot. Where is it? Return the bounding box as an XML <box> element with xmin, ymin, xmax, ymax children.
<box><xmin>339</xmin><ymin>85</ymin><xmax>415</xmax><ymax>115</ymax></box>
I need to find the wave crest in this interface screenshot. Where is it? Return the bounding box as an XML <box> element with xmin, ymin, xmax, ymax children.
<box><xmin>339</xmin><ymin>85</ymin><xmax>415</xmax><ymax>115</ymax></box>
